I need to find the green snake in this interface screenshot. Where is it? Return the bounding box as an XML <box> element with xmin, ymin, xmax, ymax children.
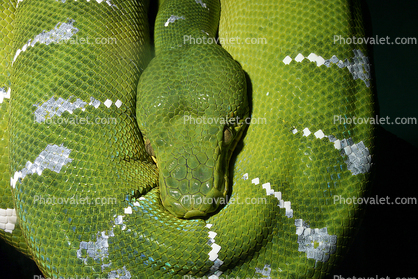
<box><xmin>0</xmin><ymin>0</ymin><xmax>375</xmax><ymax>278</ymax></box>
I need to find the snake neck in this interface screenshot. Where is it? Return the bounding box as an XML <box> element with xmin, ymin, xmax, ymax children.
<box><xmin>154</xmin><ymin>0</ymin><xmax>220</xmax><ymax>55</ymax></box>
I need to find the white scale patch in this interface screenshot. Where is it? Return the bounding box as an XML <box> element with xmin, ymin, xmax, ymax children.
<box><xmin>255</xmin><ymin>264</ymin><xmax>272</xmax><ymax>279</ymax></box>
<box><xmin>107</xmin><ymin>266</ymin><xmax>131</xmax><ymax>279</ymax></box>
<box><xmin>295</xmin><ymin>219</ymin><xmax>337</xmax><ymax>262</ymax></box>
<box><xmin>246</xmin><ymin>175</ymin><xmax>293</xmax><ymax>218</ymax></box>
<box><xmin>283</xmin><ymin>49</ymin><xmax>371</xmax><ymax>87</ymax></box>
<box><xmin>114</xmin><ymin>100</ymin><xmax>122</xmax><ymax>108</ymax></box>
<box><xmin>34</xmin><ymin>96</ymin><xmax>122</xmax><ymax>123</ymax></box>
<box><xmin>10</xmin><ymin>144</ymin><xmax>73</xmax><ymax>188</ymax></box>
<box><xmin>205</xmin><ymin>223</ymin><xmax>224</xmax><ymax>279</ymax></box>
<box><xmin>243</xmin><ymin>174</ymin><xmax>336</xmax><ymax>264</ymax></box>
<box><xmin>195</xmin><ymin>0</ymin><xmax>209</xmax><ymax>9</ymax></box>
<box><xmin>0</xmin><ymin>208</ymin><xmax>18</xmax><ymax>233</ymax></box>
<box><xmin>34</xmin><ymin>97</ymin><xmax>87</xmax><ymax>123</ymax></box>
<box><xmin>104</xmin><ymin>99</ymin><xmax>113</xmax><ymax>108</ymax></box>
<box><xmin>77</xmin><ymin>230</ymin><xmax>114</xmax><ymax>267</ymax></box>
<box><xmin>293</xmin><ymin>128</ymin><xmax>372</xmax><ymax>175</ymax></box>
<box><xmin>164</xmin><ymin>15</ymin><xmax>185</xmax><ymax>27</ymax></box>
<box><xmin>125</xmin><ymin>198</ymin><xmax>144</xmax><ymax>215</ymax></box>
<box><xmin>330</xmin><ymin>136</ymin><xmax>372</xmax><ymax>175</ymax></box>
<box><xmin>13</xmin><ymin>20</ymin><xmax>79</xmax><ymax>64</ymax></box>
<box><xmin>77</xmin><ymin>215</ymin><xmax>130</xmax><ymax>277</ymax></box>
<box><xmin>15</xmin><ymin>0</ymin><xmax>24</xmax><ymax>8</ymax></box>
<box><xmin>89</xmin><ymin>97</ymin><xmax>102</xmax><ymax>108</ymax></box>
<box><xmin>0</xmin><ymin>87</ymin><xmax>11</xmax><ymax>104</ymax></box>
<box><xmin>124</xmin><ymin>206</ymin><xmax>132</xmax><ymax>214</ymax></box>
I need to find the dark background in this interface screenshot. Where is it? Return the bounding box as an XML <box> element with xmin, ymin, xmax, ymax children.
<box><xmin>333</xmin><ymin>0</ymin><xmax>418</xmax><ymax>278</ymax></box>
<box><xmin>1</xmin><ymin>0</ymin><xmax>417</xmax><ymax>278</ymax></box>
<box><xmin>364</xmin><ymin>0</ymin><xmax>417</xmax><ymax>149</ymax></box>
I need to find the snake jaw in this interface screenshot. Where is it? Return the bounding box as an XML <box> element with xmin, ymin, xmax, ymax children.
<box><xmin>183</xmin><ymin>210</ymin><xmax>207</xmax><ymax>219</ymax></box>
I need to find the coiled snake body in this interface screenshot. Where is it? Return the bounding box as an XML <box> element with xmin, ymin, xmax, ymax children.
<box><xmin>0</xmin><ymin>0</ymin><xmax>375</xmax><ymax>278</ymax></box>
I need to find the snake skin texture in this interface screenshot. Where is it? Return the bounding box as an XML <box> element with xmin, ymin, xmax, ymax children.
<box><xmin>0</xmin><ymin>0</ymin><xmax>33</xmax><ymax>256</ymax></box>
<box><xmin>0</xmin><ymin>0</ymin><xmax>375</xmax><ymax>278</ymax></box>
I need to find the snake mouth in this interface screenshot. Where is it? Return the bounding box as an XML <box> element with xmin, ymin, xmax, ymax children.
<box><xmin>183</xmin><ymin>210</ymin><xmax>206</xmax><ymax>218</ymax></box>
<box><xmin>160</xmin><ymin>172</ymin><xmax>228</xmax><ymax>219</ymax></box>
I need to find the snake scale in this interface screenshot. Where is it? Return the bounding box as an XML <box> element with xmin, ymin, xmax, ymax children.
<box><xmin>0</xmin><ymin>0</ymin><xmax>375</xmax><ymax>278</ymax></box>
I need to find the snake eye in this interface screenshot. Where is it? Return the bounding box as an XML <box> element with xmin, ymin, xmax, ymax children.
<box><xmin>145</xmin><ymin>139</ymin><xmax>156</xmax><ymax>157</ymax></box>
<box><xmin>223</xmin><ymin>128</ymin><xmax>233</xmax><ymax>144</ymax></box>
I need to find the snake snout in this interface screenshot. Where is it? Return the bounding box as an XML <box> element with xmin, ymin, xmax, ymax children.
<box><xmin>159</xmin><ymin>162</ymin><xmax>228</xmax><ymax>219</ymax></box>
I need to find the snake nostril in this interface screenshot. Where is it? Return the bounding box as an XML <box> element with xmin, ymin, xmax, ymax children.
<box><xmin>223</xmin><ymin>128</ymin><xmax>233</xmax><ymax>144</ymax></box>
<box><xmin>145</xmin><ymin>138</ymin><xmax>156</xmax><ymax>157</ymax></box>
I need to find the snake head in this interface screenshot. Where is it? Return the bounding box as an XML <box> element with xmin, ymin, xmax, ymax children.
<box><xmin>137</xmin><ymin>43</ymin><xmax>249</xmax><ymax>218</ymax></box>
